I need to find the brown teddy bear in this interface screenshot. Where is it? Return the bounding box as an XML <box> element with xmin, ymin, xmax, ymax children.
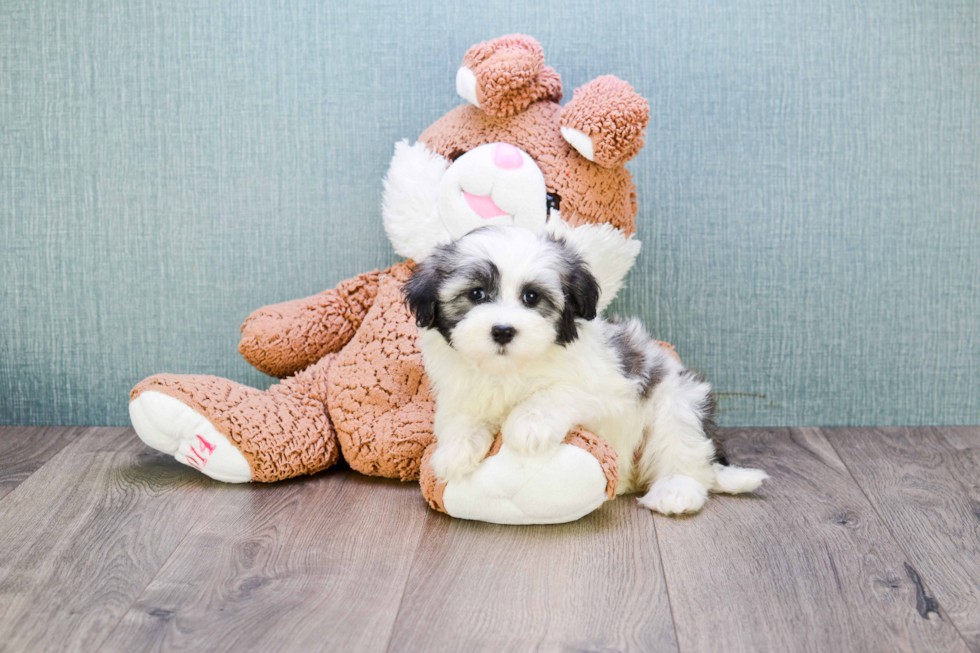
<box><xmin>129</xmin><ymin>35</ymin><xmax>664</xmax><ymax>524</ymax></box>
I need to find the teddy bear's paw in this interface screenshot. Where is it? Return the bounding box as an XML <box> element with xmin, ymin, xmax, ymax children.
<box><xmin>129</xmin><ymin>391</ymin><xmax>252</xmax><ymax>483</ymax></box>
<box><xmin>439</xmin><ymin>442</ymin><xmax>609</xmax><ymax>525</ymax></box>
<box><xmin>638</xmin><ymin>475</ymin><xmax>709</xmax><ymax>516</ymax></box>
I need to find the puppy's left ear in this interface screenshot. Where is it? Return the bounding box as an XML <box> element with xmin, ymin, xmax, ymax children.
<box><xmin>403</xmin><ymin>259</ymin><xmax>442</xmax><ymax>329</ymax></box>
<box><xmin>556</xmin><ymin>253</ymin><xmax>601</xmax><ymax>345</ymax></box>
<box><xmin>563</xmin><ymin>257</ymin><xmax>600</xmax><ymax>322</ymax></box>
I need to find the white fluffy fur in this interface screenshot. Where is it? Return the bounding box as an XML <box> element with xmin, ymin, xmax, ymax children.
<box><xmin>382</xmin><ymin>140</ymin><xmax>452</xmax><ymax>261</ymax></box>
<box><xmin>417</xmin><ymin>226</ymin><xmax>767</xmax><ymax>515</ymax></box>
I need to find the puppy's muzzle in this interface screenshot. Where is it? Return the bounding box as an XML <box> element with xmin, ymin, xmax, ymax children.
<box><xmin>491</xmin><ymin>324</ymin><xmax>516</xmax><ymax>345</ymax></box>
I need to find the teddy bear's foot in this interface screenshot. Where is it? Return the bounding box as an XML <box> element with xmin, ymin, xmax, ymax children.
<box><xmin>129</xmin><ymin>390</ymin><xmax>252</xmax><ymax>483</ymax></box>
<box><xmin>420</xmin><ymin>429</ymin><xmax>618</xmax><ymax>525</ymax></box>
<box><xmin>130</xmin><ymin>356</ymin><xmax>342</xmax><ymax>482</ymax></box>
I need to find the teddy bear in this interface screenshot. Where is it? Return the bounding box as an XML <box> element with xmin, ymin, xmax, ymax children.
<box><xmin>129</xmin><ymin>34</ymin><xmax>664</xmax><ymax>524</ymax></box>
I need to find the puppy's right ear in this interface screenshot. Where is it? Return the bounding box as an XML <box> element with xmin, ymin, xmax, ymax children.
<box><xmin>403</xmin><ymin>258</ymin><xmax>442</xmax><ymax>329</ymax></box>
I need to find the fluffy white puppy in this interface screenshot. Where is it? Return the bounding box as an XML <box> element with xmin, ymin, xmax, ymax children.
<box><xmin>404</xmin><ymin>225</ymin><xmax>768</xmax><ymax>515</ymax></box>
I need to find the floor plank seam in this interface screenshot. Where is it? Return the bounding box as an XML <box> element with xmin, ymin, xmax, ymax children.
<box><xmin>95</xmin><ymin>477</ymin><xmax>225</xmax><ymax>651</ymax></box>
<box><xmin>650</xmin><ymin>511</ymin><xmax>684</xmax><ymax>653</ymax></box>
<box><xmin>820</xmin><ymin>428</ymin><xmax>974</xmax><ymax>651</ymax></box>
<box><xmin>383</xmin><ymin>501</ymin><xmax>433</xmax><ymax>653</ymax></box>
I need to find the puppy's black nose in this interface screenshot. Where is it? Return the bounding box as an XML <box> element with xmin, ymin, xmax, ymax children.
<box><xmin>491</xmin><ymin>324</ymin><xmax>516</xmax><ymax>345</ymax></box>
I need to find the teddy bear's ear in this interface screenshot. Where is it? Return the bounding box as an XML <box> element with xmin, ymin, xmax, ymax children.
<box><xmin>382</xmin><ymin>140</ymin><xmax>452</xmax><ymax>261</ymax></box>
<box><xmin>455</xmin><ymin>34</ymin><xmax>562</xmax><ymax>117</ymax></box>
<box><xmin>560</xmin><ymin>75</ymin><xmax>649</xmax><ymax>168</ymax></box>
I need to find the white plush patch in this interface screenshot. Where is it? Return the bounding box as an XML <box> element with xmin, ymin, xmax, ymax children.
<box><xmin>129</xmin><ymin>391</ymin><xmax>251</xmax><ymax>483</ymax></box>
<box><xmin>546</xmin><ymin>219</ymin><xmax>641</xmax><ymax>311</ymax></box>
<box><xmin>382</xmin><ymin>140</ymin><xmax>452</xmax><ymax>261</ymax></box>
<box><xmin>442</xmin><ymin>443</ymin><xmax>608</xmax><ymax>525</ymax></box>
<box><xmin>382</xmin><ymin>141</ymin><xmax>552</xmax><ymax>262</ymax></box>
<box><xmin>437</xmin><ymin>142</ymin><xmax>548</xmax><ymax>240</ymax></box>
<box><xmin>711</xmin><ymin>463</ymin><xmax>769</xmax><ymax>494</ymax></box>
<box><xmin>638</xmin><ymin>474</ymin><xmax>709</xmax><ymax>515</ymax></box>
<box><xmin>455</xmin><ymin>66</ymin><xmax>479</xmax><ymax>107</ymax></box>
<box><xmin>560</xmin><ymin>126</ymin><xmax>595</xmax><ymax>162</ymax></box>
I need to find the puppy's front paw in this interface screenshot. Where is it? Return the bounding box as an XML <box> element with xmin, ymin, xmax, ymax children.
<box><xmin>430</xmin><ymin>439</ymin><xmax>485</xmax><ymax>482</ymax></box>
<box><xmin>502</xmin><ymin>409</ymin><xmax>564</xmax><ymax>456</ymax></box>
<box><xmin>638</xmin><ymin>475</ymin><xmax>708</xmax><ymax>515</ymax></box>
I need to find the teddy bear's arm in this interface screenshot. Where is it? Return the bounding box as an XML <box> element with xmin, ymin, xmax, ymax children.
<box><xmin>238</xmin><ymin>269</ymin><xmax>384</xmax><ymax>378</ymax></box>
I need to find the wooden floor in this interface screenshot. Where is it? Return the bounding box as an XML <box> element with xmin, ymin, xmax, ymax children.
<box><xmin>0</xmin><ymin>427</ymin><xmax>978</xmax><ymax>652</ymax></box>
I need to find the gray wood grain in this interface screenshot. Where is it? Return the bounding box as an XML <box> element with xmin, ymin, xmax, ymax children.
<box><xmin>388</xmin><ymin>497</ymin><xmax>678</xmax><ymax>653</ymax></box>
<box><xmin>0</xmin><ymin>426</ymin><xmax>80</xmax><ymax>501</ymax></box>
<box><xmin>101</xmin><ymin>468</ymin><xmax>429</xmax><ymax>653</ymax></box>
<box><xmin>826</xmin><ymin>427</ymin><xmax>980</xmax><ymax>651</ymax></box>
<box><xmin>4</xmin><ymin>426</ymin><xmax>980</xmax><ymax>652</ymax></box>
<box><xmin>0</xmin><ymin>427</ymin><xmax>221</xmax><ymax>652</ymax></box>
<box><xmin>653</xmin><ymin>428</ymin><xmax>970</xmax><ymax>653</ymax></box>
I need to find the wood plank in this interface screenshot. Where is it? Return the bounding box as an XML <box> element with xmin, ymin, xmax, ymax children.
<box><xmin>101</xmin><ymin>468</ymin><xmax>429</xmax><ymax>653</ymax></box>
<box><xmin>0</xmin><ymin>427</ymin><xmax>222</xmax><ymax>652</ymax></box>
<box><xmin>0</xmin><ymin>426</ymin><xmax>80</xmax><ymax>501</ymax></box>
<box><xmin>653</xmin><ymin>428</ymin><xmax>969</xmax><ymax>653</ymax></box>
<box><xmin>826</xmin><ymin>426</ymin><xmax>980</xmax><ymax>651</ymax></box>
<box><xmin>388</xmin><ymin>497</ymin><xmax>678</xmax><ymax>653</ymax></box>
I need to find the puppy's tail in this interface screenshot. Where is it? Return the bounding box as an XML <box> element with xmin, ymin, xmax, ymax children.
<box><xmin>711</xmin><ymin>463</ymin><xmax>769</xmax><ymax>494</ymax></box>
<box><xmin>699</xmin><ymin>388</ymin><xmax>768</xmax><ymax>495</ymax></box>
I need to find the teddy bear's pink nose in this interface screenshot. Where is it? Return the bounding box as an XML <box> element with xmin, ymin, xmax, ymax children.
<box><xmin>493</xmin><ymin>143</ymin><xmax>524</xmax><ymax>170</ymax></box>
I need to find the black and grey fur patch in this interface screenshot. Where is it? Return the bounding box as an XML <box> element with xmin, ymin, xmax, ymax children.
<box><xmin>603</xmin><ymin>317</ymin><xmax>667</xmax><ymax>399</ymax></box>
<box><xmin>520</xmin><ymin>282</ymin><xmax>562</xmax><ymax>320</ymax></box>
<box><xmin>549</xmin><ymin>235</ymin><xmax>600</xmax><ymax>346</ymax></box>
<box><xmin>435</xmin><ymin>258</ymin><xmax>500</xmax><ymax>339</ymax></box>
<box><xmin>680</xmin><ymin>368</ymin><xmax>726</xmax><ymax>465</ymax></box>
<box><xmin>403</xmin><ymin>240</ymin><xmax>456</xmax><ymax>337</ymax></box>
<box><xmin>403</xmin><ymin>236</ymin><xmax>502</xmax><ymax>344</ymax></box>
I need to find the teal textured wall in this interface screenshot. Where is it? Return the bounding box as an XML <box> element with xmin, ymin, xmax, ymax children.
<box><xmin>2</xmin><ymin>0</ymin><xmax>978</xmax><ymax>426</ymax></box>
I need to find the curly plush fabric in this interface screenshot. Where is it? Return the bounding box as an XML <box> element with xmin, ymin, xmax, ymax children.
<box><xmin>130</xmin><ymin>353</ymin><xmax>340</xmax><ymax>482</ymax></box>
<box><xmin>462</xmin><ymin>34</ymin><xmax>563</xmax><ymax>116</ymax></box>
<box><xmin>328</xmin><ymin>263</ymin><xmax>436</xmax><ymax>481</ymax></box>
<box><xmin>560</xmin><ymin>75</ymin><xmax>650</xmax><ymax>168</ymax></box>
<box><xmin>421</xmin><ymin>102</ymin><xmax>639</xmax><ymax>235</ymax></box>
<box><xmin>418</xmin><ymin>428</ymin><xmax>620</xmax><ymax>514</ymax></box>
<box><xmin>239</xmin><ymin>270</ymin><xmax>383</xmax><ymax>378</ymax></box>
<box><xmin>418</xmin><ymin>444</ymin><xmax>447</xmax><ymax>512</ymax></box>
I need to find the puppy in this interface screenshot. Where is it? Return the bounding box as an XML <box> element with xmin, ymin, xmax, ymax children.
<box><xmin>404</xmin><ymin>225</ymin><xmax>767</xmax><ymax>515</ymax></box>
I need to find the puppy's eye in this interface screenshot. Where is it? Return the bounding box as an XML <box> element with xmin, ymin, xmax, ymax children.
<box><xmin>469</xmin><ymin>288</ymin><xmax>487</xmax><ymax>302</ymax></box>
<box><xmin>546</xmin><ymin>193</ymin><xmax>561</xmax><ymax>213</ymax></box>
<box><xmin>522</xmin><ymin>290</ymin><xmax>540</xmax><ymax>306</ymax></box>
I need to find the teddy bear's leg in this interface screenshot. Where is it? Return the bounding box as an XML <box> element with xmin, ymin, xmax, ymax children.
<box><xmin>331</xmin><ymin>395</ymin><xmax>435</xmax><ymax>482</ymax></box>
<box><xmin>130</xmin><ymin>354</ymin><xmax>342</xmax><ymax>482</ymax></box>
<box><xmin>418</xmin><ymin>428</ymin><xmax>618</xmax><ymax>525</ymax></box>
